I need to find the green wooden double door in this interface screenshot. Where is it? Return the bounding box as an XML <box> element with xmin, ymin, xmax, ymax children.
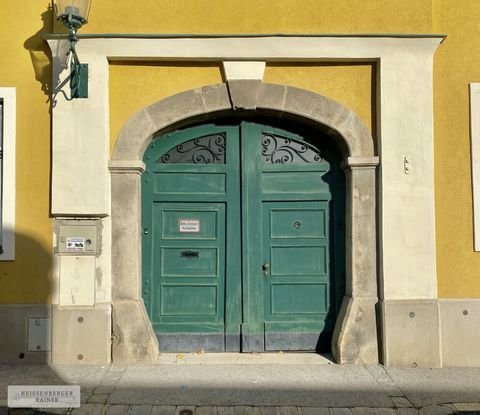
<box><xmin>142</xmin><ymin>121</ymin><xmax>345</xmax><ymax>352</ymax></box>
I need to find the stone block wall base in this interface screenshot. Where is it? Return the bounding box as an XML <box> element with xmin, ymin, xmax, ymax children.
<box><xmin>381</xmin><ymin>299</ymin><xmax>441</xmax><ymax>368</ymax></box>
<box><xmin>0</xmin><ymin>304</ymin><xmax>51</xmax><ymax>364</ymax></box>
<box><xmin>440</xmin><ymin>299</ymin><xmax>480</xmax><ymax>367</ymax></box>
<box><xmin>112</xmin><ymin>300</ymin><xmax>158</xmax><ymax>363</ymax></box>
<box><xmin>331</xmin><ymin>296</ymin><xmax>379</xmax><ymax>364</ymax></box>
<box><xmin>52</xmin><ymin>303</ymin><xmax>112</xmax><ymax>364</ymax></box>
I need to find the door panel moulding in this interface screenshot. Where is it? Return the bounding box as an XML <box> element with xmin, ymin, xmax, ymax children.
<box><xmin>46</xmin><ymin>35</ymin><xmax>443</xmax><ymax>366</ymax></box>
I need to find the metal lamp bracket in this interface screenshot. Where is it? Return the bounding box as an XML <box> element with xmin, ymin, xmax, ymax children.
<box><xmin>58</xmin><ymin>12</ymin><xmax>89</xmax><ymax>99</ymax></box>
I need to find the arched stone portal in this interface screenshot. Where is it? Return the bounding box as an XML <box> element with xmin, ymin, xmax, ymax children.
<box><xmin>109</xmin><ymin>82</ymin><xmax>379</xmax><ymax>364</ymax></box>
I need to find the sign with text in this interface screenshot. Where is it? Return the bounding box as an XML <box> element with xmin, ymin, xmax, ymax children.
<box><xmin>8</xmin><ymin>385</ymin><xmax>81</xmax><ymax>408</ymax></box>
<box><xmin>178</xmin><ymin>219</ymin><xmax>200</xmax><ymax>233</ymax></box>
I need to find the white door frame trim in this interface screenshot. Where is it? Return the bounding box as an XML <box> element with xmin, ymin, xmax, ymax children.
<box><xmin>46</xmin><ymin>35</ymin><xmax>443</xmax><ymax>364</ymax></box>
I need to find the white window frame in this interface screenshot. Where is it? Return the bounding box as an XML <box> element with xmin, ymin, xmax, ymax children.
<box><xmin>470</xmin><ymin>83</ymin><xmax>480</xmax><ymax>251</ymax></box>
<box><xmin>0</xmin><ymin>87</ymin><xmax>16</xmax><ymax>260</ymax></box>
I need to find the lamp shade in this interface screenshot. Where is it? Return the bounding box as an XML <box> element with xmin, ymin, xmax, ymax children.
<box><xmin>54</xmin><ymin>0</ymin><xmax>92</xmax><ymax>21</ymax></box>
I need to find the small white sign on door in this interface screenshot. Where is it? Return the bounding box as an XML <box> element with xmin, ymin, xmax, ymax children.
<box><xmin>178</xmin><ymin>219</ymin><xmax>200</xmax><ymax>233</ymax></box>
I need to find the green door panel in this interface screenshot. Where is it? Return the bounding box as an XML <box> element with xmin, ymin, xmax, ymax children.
<box><xmin>150</xmin><ymin>202</ymin><xmax>225</xmax><ymax>329</ymax></box>
<box><xmin>142</xmin><ymin>125</ymin><xmax>241</xmax><ymax>352</ymax></box>
<box><xmin>161</xmin><ymin>247</ymin><xmax>218</xmax><ymax>277</ymax></box>
<box><xmin>161</xmin><ymin>285</ymin><xmax>218</xmax><ymax>315</ymax></box>
<box><xmin>270</xmin><ymin>283</ymin><xmax>328</xmax><ymax>314</ymax></box>
<box><xmin>154</xmin><ymin>172</ymin><xmax>226</xmax><ymax>194</ymax></box>
<box><xmin>262</xmin><ymin>200</ymin><xmax>331</xmax><ymax>351</ymax></box>
<box><xmin>142</xmin><ymin>120</ymin><xmax>345</xmax><ymax>353</ymax></box>
<box><xmin>270</xmin><ymin>246</ymin><xmax>328</xmax><ymax>276</ymax></box>
<box><xmin>270</xmin><ymin>208</ymin><xmax>327</xmax><ymax>239</ymax></box>
<box><xmin>262</xmin><ymin>171</ymin><xmax>329</xmax><ymax>195</ymax></box>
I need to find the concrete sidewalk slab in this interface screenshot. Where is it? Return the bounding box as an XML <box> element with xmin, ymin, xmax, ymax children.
<box><xmin>107</xmin><ymin>364</ymin><xmax>393</xmax><ymax>407</ymax></box>
<box><xmin>0</xmin><ymin>360</ymin><xmax>480</xmax><ymax>412</ymax></box>
<box><xmin>155</xmin><ymin>354</ymin><xmax>333</xmax><ymax>366</ymax></box>
<box><xmin>387</xmin><ymin>368</ymin><xmax>480</xmax><ymax>407</ymax></box>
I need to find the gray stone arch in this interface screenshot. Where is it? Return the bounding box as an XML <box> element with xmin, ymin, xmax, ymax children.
<box><xmin>109</xmin><ymin>82</ymin><xmax>379</xmax><ymax>364</ymax></box>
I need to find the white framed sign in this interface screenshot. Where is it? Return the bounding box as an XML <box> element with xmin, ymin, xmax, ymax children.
<box><xmin>178</xmin><ymin>219</ymin><xmax>200</xmax><ymax>233</ymax></box>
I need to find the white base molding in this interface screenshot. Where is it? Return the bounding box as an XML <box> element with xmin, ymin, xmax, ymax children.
<box><xmin>439</xmin><ymin>299</ymin><xmax>480</xmax><ymax>367</ymax></box>
<box><xmin>381</xmin><ymin>299</ymin><xmax>441</xmax><ymax>368</ymax></box>
<box><xmin>51</xmin><ymin>303</ymin><xmax>112</xmax><ymax>364</ymax></box>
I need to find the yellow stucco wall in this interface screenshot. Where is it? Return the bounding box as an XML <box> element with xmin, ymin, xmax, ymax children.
<box><xmin>264</xmin><ymin>64</ymin><xmax>374</xmax><ymax>134</ymax></box>
<box><xmin>109</xmin><ymin>63</ymin><xmax>374</xmax><ymax>154</ymax></box>
<box><xmin>433</xmin><ymin>1</ymin><xmax>480</xmax><ymax>297</ymax></box>
<box><xmin>84</xmin><ymin>0</ymin><xmax>433</xmax><ymax>35</ymax></box>
<box><xmin>109</xmin><ymin>63</ymin><xmax>224</xmax><ymax>153</ymax></box>
<box><xmin>0</xmin><ymin>1</ymin><xmax>53</xmax><ymax>303</ymax></box>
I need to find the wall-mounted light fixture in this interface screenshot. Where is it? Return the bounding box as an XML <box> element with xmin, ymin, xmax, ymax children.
<box><xmin>53</xmin><ymin>0</ymin><xmax>92</xmax><ymax>98</ymax></box>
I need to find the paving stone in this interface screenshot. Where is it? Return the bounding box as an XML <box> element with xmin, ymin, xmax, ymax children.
<box><xmin>373</xmin><ymin>410</ymin><xmax>396</xmax><ymax>415</ymax></box>
<box><xmin>235</xmin><ymin>407</ymin><xmax>255</xmax><ymax>415</ymax></box>
<box><xmin>419</xmin><ymin>406</ymin><xmax>452</xmax><ymax>415</ymax></box>
<box><xmin>10</xmin><ymin>410</ymin><xmax>35</xmax><ymax>415</ymax></box>
<box><xmin>101</xmin><ymin>377</ymin><xmax>123</xmax><ymax>386</ymax></box>
<box><xmin>35</xmin><ymin>411</ymin><xmax>67</xmax><ymax>415</ymax></box>
<box><xmin>36</xmin><ymin>409</ymin><xmax>69</xmax><ymax>415</ymax></box>
<box><xmin>395</xmin><ymin>409</ymin><xmax>419</xmax><ymax>415</ymax></box>
<box><xmin>329</xmin><ymin>410</ymin><xmax>352</xmax><ymax>415</ymax></box>
<box><xmin>217</xmin><ymin>408</ymin><xmax>234</xmax><ymax>415</ymax></box>
<box><xmin>70</xmin><ymin>403</ymin><xmax>106</xmax><ymax>415</ymax></box>
<box><xmin>88</xmin><ymin>394</ymin><xmax>110</xmax><ymax>404</ymax></box>
<box><xmin>95</xmin><ymin>386</ymin><xmax>115</xmax><ymax>395</ymax></box>
<box><xmin>106</xmin><ymin>405</ymin><xmax>131</xmax><ymax>415</ymax></box>
<box><xmin>108</xmin><ymin>367</ymin><xmax>126</xmax><ymax>372</ymax></box>
<box><xmin>100</xmin><ymin>371</ymin><xmax>124</xmax><ymax>387</ymax></box>
<box><xmin>392</xmin><ymin>398</ymin><xmax>413</xmax><ymax>408</ymax></box>
<box><xmin>301</xmin><ymin>408</ymin><xmax>330</xmax><ymax>415</ymax></box>
<box><xmin>130</xmin><ymin>406</ymin><xmax>153</xmax><ymax>415</ymax></box>
<box><xmin>279</xmin><ymin>408</ymin><xmax>299</xmax><ymax>415</ymax></box>
<box><xmin>257</xmin><ymin>408</ymin><xmax>277</xmax><ymax>415</ymax></box>
<box><xmin>351</xmin><ymin>409</ymin><xmax>376</xmax><ymax>415</ymax></box>
<box><xmin>175</xmin><ymin>406</ymin><xmax>195</xmax><ymax>415</ymax></box>
<box><xmin>195</xmin><ymin>407</ymin><xmax>217</xmax><ymax>415</ymax></box>
<box><xmin>151</xmin><ymin>406</ymin><xmax>176</xmax><ymax>415</ymax></box>
<box><xmin>450</xmin><ymin>403</ymin><xmax>480</xmax><ymax>412</ymax></box>
<box><xmin>81</xmin><ymin>387</ymin><xmax>96</xmax><ymax>404</ymax></box>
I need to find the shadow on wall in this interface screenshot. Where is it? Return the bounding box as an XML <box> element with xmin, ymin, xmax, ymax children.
<box><xmin>0</xmin><ymin>229</ymin><xmax>53</xmax><ymax>365</ymax></box>
<box><xmin>23</xmin><ymin>6</ymin><xmax>54</xmax><ymax>102</ymax></box>
<box><xmin>0</xmin><ymin>229</ymin><xmax>73</xmax><ymax>410</ymax></box>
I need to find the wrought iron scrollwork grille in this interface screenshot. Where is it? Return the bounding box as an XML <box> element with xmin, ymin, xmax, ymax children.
<box><xmin>262</xmin><ymin>134</ymin><xmax>322</xmax><ymax>164</ymax></box>
<box><xmin>157</xmin><ymin>133</ymin><xmax>226</xmax><ymax>164</ymax></box>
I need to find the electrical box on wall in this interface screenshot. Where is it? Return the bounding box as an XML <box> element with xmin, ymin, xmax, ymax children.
<box><xmin>56</xmin><ymin>225</ymin><xmax>98</xmax><ymax>255</ymax></box>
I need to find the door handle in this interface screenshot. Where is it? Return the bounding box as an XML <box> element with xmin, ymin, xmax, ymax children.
<box><xmin>262</xmin><ymin>263</ymin><xmax>270</xmax><ymax>277</ymax></box>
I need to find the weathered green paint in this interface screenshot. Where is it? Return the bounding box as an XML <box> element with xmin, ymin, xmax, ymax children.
<box><xmin>142</xmin><ymin>120</ymin><xmax>345</xmax><ymax>352</ymax></box>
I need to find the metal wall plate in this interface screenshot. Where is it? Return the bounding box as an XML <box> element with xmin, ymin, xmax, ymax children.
<box><xmin>27</xmin><ymin>318</ymin><xmax>51</xmax><ymax>352</ymax></box>
<box><xmin>57</xmin><ymin>224</ymin><xmax>98</xmax><ymax>255</ymax></box>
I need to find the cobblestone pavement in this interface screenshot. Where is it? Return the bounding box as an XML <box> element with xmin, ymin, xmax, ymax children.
<box><xmin>3</xmin><ymin>403</ymin><xmax>480</xmax><ymax>415</ymax></box>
